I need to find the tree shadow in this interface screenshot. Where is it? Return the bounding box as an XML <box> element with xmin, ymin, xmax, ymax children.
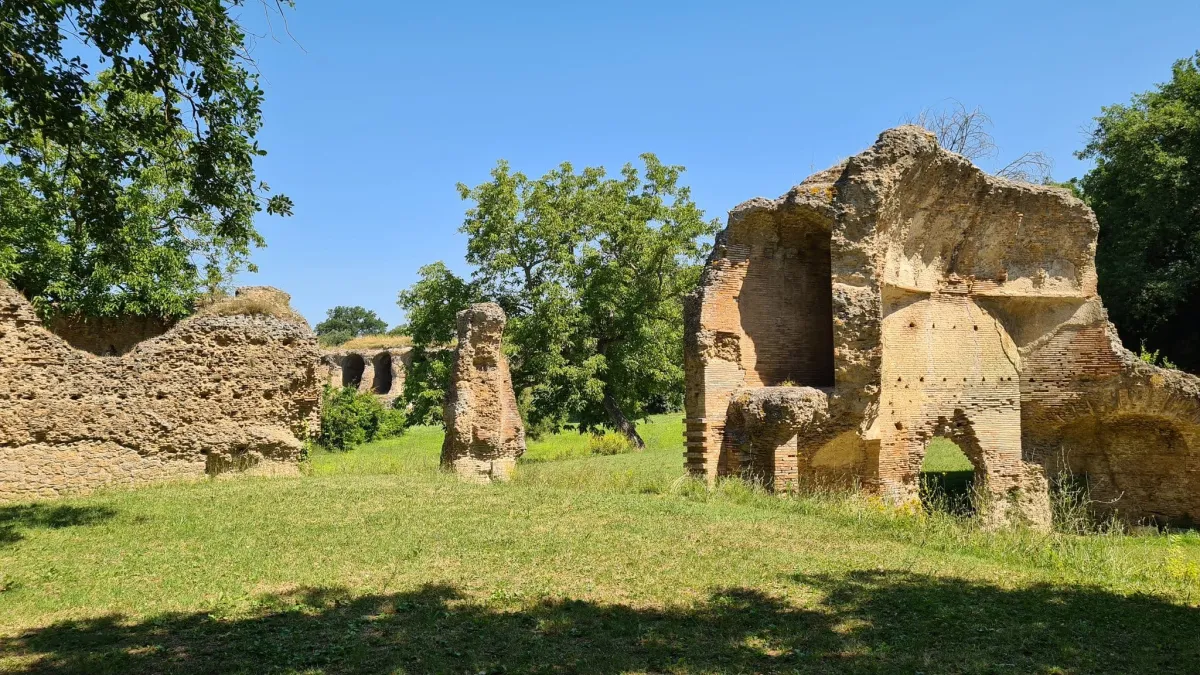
<box><xmin>0</xmin><ymin>504</ymin><xmax>117</xmax><ymax>547</ymax></box>
<box><xmin>2</xmin><ymin>571</ymin><xmax>1197</xmax><ymax>673</ymax></box>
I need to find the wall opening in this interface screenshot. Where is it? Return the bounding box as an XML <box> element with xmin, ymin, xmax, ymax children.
<box><xmin>738</xmin><ymin>225</ymin><xmax>834</xmax><ymax>387</ymax></box>
<box><xmin>342</xmin><ymin>354</ymin><xmax>365</xmax><ymax>388</ymax></box>
<box><xmin>372</xmin><ymin>352</ymin><xmax>393</xmax><ymax>394</ymax></box>
<box><xmin>920</xmin><ymin>437</ymin><xmax>976</xmax><ymax>515</ymax></box>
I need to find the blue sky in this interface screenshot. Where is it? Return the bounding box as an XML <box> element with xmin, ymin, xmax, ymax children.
<box><xmin>235</xmin><ymin>0</ymin><xmax>1200</xmax><ymax>328</ymax></box>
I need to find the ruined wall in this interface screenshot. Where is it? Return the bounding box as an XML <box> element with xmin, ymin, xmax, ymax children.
<box><xmin>0</xmin><ymin>283</ymin><xmax>321</xmax><ymax>502</ymax></box>
<box><xmin>321</xmin><ymin>347</ymin><xmax>410</xmax><ymax>405</ymax></box>
<box><xmin>686</xmin><ymin>125</ymin><xmax>1200</xmax><ymax>526</ymax></box>
<box><xmin>47</xmin><ymin>314</ymin><xmax>176</xmax><ymax>356</ymax></box>
<box><xmin>441</xmin><ymin>303</ymin><xmax>525</xmax><ymax>482</ymax></box>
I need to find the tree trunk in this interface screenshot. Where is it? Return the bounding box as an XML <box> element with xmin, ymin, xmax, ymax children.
<box><xmin>603</xmin><ymin>393</ymin><xmax>645</xmax><ymax>449</ymax></box>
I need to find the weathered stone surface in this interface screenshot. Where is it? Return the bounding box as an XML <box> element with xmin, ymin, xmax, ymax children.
<box><xmin>0</xmin><ymin>281</ymin><xmax>321</xmax><ymax>502</ymax></box>
<box><xmin>685</xmin><ymin>125</ymin><xmax>1200</xmax><ymax>528</ymax></box>
<box><xmin>321</xmin><ymin>348</ymin><xmax>410</xmax><ymax>405</ymax></box>
<box><xmin>440</xmin><ymin>303</ymin><xmax>525</xmax><ymax>482</ymax></box>
<box><xmin>724</xmin><ymin>387</ymin><xmax>829</xmax><ymax>490</ymax></box>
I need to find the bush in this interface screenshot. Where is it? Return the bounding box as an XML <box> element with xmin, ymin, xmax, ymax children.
<box><xmin>588</xmin><ymin>431</ymin><xmax>632</xmax><ymax>456</ymax></box>
<box><xmin>319</xmin><ymin>386</ymin><xmax>406</xmax><ymax>451</ymax></box>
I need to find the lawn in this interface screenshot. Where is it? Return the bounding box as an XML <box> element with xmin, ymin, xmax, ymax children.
<box><xmin>1</xmin><ymin>414</ymin><xmax>1199</xmax><ymax>673</ymax></box>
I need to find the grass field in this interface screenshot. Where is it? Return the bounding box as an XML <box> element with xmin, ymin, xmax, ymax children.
<box><xmin>2</xmin><ymin>415</ymin><xmax>1199</xmax><ymax>673</ymax></box>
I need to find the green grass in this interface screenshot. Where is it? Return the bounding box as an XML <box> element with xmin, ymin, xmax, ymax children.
<box><xmin>2</xmin><ymin>414</ymin><xmax>1200</xmax><ymax>673</ymax></box>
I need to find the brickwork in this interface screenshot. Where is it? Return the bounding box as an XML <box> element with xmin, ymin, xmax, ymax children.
<box><xmin>685</xmin><ymin>125</ymin><xmax>1200</xmax><ymax>527</ymax></box>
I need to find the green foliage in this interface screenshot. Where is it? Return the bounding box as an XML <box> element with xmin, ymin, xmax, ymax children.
<box><xmin>1138</xmin><ymin>340</ymin><xmax>1178</xmax><ymax>370</ymax></box>
<box><xmin>1078</xmin><ymin>51</ymin><xmax>1200</xmax><ymax>372</ymax></box>
<box><xmin>0</xmin><ymin>2</ymin><xmax>293</xmax><ymax>320</ymax></box>
<box><xmin>314</xmin><ymin>306</ymin><xmax>388</xmax><ymax>346</ymax></box>
<box><xmin>396</xmin><ymin>261</ymin><xmax>481</xmax><ymax>425</ymax></box>
<box><xmin>588</xmin><ymin>431</ymin><xmax>632</xmax><ymax>456</ymax></box>
<box><xmin>398</xmin><ymin>156</ymin><xmax>718</xmax><ymax>444</ymax></box>
<box><xmin>318</xmin><ymin>386</ymin><xmax>406</xmax><ymax>451</ymax></box>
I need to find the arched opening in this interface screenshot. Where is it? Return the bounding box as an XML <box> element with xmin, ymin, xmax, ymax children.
<box><xmin>920</xmin><ymin>437</ymin><xmax>977</xmax><ymax>515</ymax></box>
<box><xmin>372</xmin><ymin>352</ymin><xmax>393</xmax><ymax>394</ymax></box>
<box><xmin>342</xmin><ymin>353</ymin><xmax>365</xmax><ymax>389</ymax></box>
<box><xmin>738</xmin><ymin>219</ymin><xmax>834</xmax><ymax>388</ymax></box>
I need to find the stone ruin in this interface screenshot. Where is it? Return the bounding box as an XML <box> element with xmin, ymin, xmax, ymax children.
<box><xmin>441</xmin><ymin>302</ymin><xmax>525</xmax><ymax>482</ymax></box>
<box><xmin>0</xmin><ymin>282</ymin><xmax>321</xmax><ymax>502</ymax></box>
<box><xmin>685</xmin><ymin>125</ymin><xmax>1200</xmax><ymax>527</ymax></box>
<box><xmin>321</xmin><ymin>347</ymin><xmax>410</xmax><ymax>405</ymax></box>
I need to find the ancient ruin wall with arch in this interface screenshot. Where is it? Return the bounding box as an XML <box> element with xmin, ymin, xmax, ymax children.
<box><xmin>685</xmin><ymin>126</ymin><xmax>1200</xmax><ymax>527</ymax></box>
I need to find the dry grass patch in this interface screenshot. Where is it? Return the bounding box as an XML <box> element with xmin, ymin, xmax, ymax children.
<box><xmin>197</xmin><ymin>292</ymin><xmax>308</xmax><ymax>325</ymax></box>
<box><xmin>340</xmin><ymin>334</ymin><xmax>413</xmax><ymax>350</ymax></box>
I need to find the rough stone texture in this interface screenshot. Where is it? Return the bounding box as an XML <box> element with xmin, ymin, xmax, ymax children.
<box><xmin>685</xmin><ymin>125</ymin><xmax>1200</xmax><ymax>527</ymax></box>
<box><xmin>440</xmin><ymin>303</ymin><xmax>525</xmax><ymax>482</ymax></box>
<box><xmin>47</xmin><ymin>314</ymin><xmax>176</xmax><ymax>356</ymax></box>
<box><xmin>0</xmin><ymin>281</ymin><xmax>321</xmax><ymax>502</ymax></box>
<box><xmin>321</xmin><ymin>347</ymin><xmax>410</xmax><ymax>405</ymax></box>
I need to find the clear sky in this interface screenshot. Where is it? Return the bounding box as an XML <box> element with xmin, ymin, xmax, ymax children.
<box><xmin>234</xmin><ymin>0</ymin><xmax>1200</xmax><ymax>328</ymax></box>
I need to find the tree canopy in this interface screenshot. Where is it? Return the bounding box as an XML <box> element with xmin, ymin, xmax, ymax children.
<box><xmin>315</xmin><ymin>306</ymin><xmax>389</xmax><ymax>346</ymax></box>
<box><xmin>0</xmin><ymin>1</ymin><xmax>293</xmax><ymax>319</ymax></box>
<box><xmin>1079</xmin><ymin>52</ymin><xmax>1200</xmax><ymax>371</ymax></box>
<box><xmin>398</xmin><ymin>155</ymin><xmax>717</xmax><ymax>445</ymax></box>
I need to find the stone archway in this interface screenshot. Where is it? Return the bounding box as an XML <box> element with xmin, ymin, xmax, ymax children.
<box><xmin>342</xmin><ymin>353</ymin><xmax>365</xmax><ymax>389</ymax></box>
<box><xmin>372</xmin><ymin>352</ymin><xmax>393</xmax><ymax>395</ymax></box>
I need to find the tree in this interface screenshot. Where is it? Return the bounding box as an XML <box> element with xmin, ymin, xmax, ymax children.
<box><xmin>0</xmin><ymin>1</ymin><xmax>294</xmax><ymax>320</ymax></box>
<box><xmin>399</xmin><ymin>156</ymin><xmax>718</xmax><ymax>447</ymax></box>
<box><xmin>907</xmin><ymin>100</ymin><xmax>1054</xmax><ymax>183</ymax></box>
<box><xmin>396</xmin><ymin>262</ymin><xmax>481</xmax><ymax>425</ymax></box>
<box><xmin>1078</xmin><ymin>52</ymin><xmax>1200</xmax><ymax>372</ymax></box>
<box><xmin>315</xmin><ymin>306</ymin><xmax>388</xmax><ymax>346</ymax></box>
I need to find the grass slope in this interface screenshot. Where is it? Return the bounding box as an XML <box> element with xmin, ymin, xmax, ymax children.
<box><xmin>1</xmin><ymin>415</ymin><xmax>1199</xmax><ymax>673</ymax></box>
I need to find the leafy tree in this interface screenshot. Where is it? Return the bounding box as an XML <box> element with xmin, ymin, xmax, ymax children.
<box><xmin>1078</xmin><ymin>52</ymin><xmax>1200</xmax><ymax>372</ymax></box>
<box><xmin>396</xmin><ymin>262</ymin><xmax>481</xmax><ymax>425</ymax></box>
<box><xmin>399</xmin><ymin>156</ymin><xmax>717</xmax><ymax>446</ymax></box>
<box><xmin>0</xmin><ymin>1</ymin><xmax>294</xmax><ymax>319</ymax></box>
<box><xmin>315</xmin><ymin>306</ymin><xmax>388</xmax><ymax>346</ymax></box>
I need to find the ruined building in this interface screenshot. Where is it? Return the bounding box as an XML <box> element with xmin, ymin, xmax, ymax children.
<box><xmin>441</xmin><ymin>303</ymin><xmax>525</xmax><ymax>482</ymax></box>
<box><xmin>321</xmin><ymin>347</ymin><xmax>410</xmax><ymax>405</ymax></box>
<box><xmin>685</xmin><ymin>126</ymin><xmax>1200</xmax><ymax>527</ymax></box>
<box><xmin>0</xmin><ymin>283</ymin><xmax>322</xmax><ymax>502</ymax></box>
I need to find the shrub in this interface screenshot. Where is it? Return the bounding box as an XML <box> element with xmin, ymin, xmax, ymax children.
<box><xmin>319</xmin><ymin>385</ymin><xmax>406</xmax><ymax>451</ymax></box>
<box><xmin>588</xmin><ymin>431</ymin><xmax>632</xmax><ymax>456</ymax></box>
<box><xmin>1138</xmin><ymin>340</ymin><xmax>1177</xmax><ymax>369</ymax></box>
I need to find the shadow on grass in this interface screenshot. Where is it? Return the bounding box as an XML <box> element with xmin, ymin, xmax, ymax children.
<box><xmin>3</xmin><ymin>570</ymin><xmax>1198</xmax><ymax>673</ymax></box>
<box><xmin>0</xmin><ymin>504</ymin><xmax>116</xmax><ymax>547</ymax></box>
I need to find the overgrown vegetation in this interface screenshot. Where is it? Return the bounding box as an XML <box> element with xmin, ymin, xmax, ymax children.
<box><xmin>314</xmin><ymin>306</ymin><xmax>390</xmax><ymax>347</ymax></box>
<box><xmin>339</xmin><ymin>334</ymin><xmax>413</xmax><ymax>350</ymax></box>
<box><xmin>1</xmin><ymin>415</ymin><xmax>1199</xmax><ymax>673</ymax></box>
<box><xmin>1080</xmin><ymin>51</ymin><xmax>1200</xmax><ymax>372</ymax></box>
<box><xmin>317</xmin><ymin>386</ymin><xmax>406</xmax><ymax>451</ymax></box>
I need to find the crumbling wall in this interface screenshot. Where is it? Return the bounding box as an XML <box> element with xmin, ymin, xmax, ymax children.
<box><xmin>440</xmin><ymin>303</ymin><xmax>525</xmax><ymax>482</ymax></box>
<box><xmin>687</xmin><ymin>125</ymin><xmax>1200</xmax><ymax>527</ymax></box>
<box><xmin>0</xmin><ymin>283</ymin><xmax>321</xmax><ymax>502</ymax></box>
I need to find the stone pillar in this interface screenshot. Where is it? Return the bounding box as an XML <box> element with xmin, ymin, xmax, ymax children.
<box><xmin>440</xmin><ymin>303</ymin><xmax>526</xmax><ymax>482</ymax></box>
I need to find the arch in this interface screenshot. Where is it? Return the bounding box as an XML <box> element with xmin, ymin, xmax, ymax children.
<box><xmin>341</xmin><ymin>353</ymin><xmax>365</xmax><ymax>389</ymax></box>
<box><xmin>919</xmin><ymin>434</ymin><xmax>978</xmax><ymax>515</ymax></box>
<box><xmin>372</xmin><ymin>352</ymin><xmax>393</xmax><ymax>394</ymax></box>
